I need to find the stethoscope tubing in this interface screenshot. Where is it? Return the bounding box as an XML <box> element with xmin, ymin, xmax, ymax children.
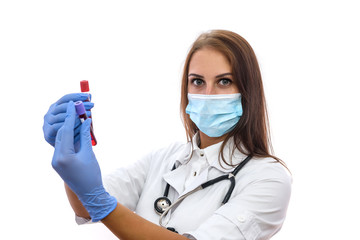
<box><xmin>158</xmin><ymin>155</ymin><xmax>252</xmax><ymax>227</ymax></box>
<box><xmin>159</xmin><ymin>186</ymin><xmax>203</xmax><ymax>227</ymax></box>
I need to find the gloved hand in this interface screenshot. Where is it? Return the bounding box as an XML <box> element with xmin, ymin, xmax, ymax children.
<box><xmin>43</xmin><ymin>93</ymin><xmax>94</xmax><ymax>147</ymax></box>
<box><xmin>52</xmin><ymin>101</ymin><xmax>117</xmax><ymax>222</ymax></box>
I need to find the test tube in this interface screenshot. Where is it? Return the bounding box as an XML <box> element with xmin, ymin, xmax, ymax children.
<box><xmin>75</xmin><ymin>101</ymin><xmax>97</xmax><ymax>146</ymax></box>
<box><xmin>80</xmin><ymin>80</ymin><xmax>91</xmax><ymax>101</ymax></box>
<box><xmin>79</xmin><ymin>80</ymin><xmax>97</xmax><ymax>146</ymax></box>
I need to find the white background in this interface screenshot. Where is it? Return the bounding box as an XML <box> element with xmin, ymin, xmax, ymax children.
<box><xmin>0</xmin><ymin>0</ymin><xmax>359</xmax><ymax>239</ymax></box>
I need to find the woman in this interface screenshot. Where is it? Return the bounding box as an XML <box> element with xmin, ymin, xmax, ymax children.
<box><xmin>43</xmin><ymin>30</ymin><xmax>291</xmax><ymax>240</ymax></box>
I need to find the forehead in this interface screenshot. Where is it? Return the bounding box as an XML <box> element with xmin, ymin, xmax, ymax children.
<box><xmin>188</xmin><ymin>47</ymin><xmax>231</xmax><ymax>74</ymax></box>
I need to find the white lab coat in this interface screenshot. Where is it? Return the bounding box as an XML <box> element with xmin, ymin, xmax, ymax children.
<box><xmin>77</xmin><ymin>134</ymin><xmax>292</xmax><ymax>240</ymax></box>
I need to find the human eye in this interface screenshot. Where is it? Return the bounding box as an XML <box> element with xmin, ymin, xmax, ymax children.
<box><xmin>218</xmin><ymin>78</ymin><xmax>232</xmax><ymax>86</ymax></box>
<box><xmin>191</xmin><ymin>78</ymin><xmax>205</xmax><ymax>86</ymax></box>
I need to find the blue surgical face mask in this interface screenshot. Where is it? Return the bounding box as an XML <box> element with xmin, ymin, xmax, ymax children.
<box><xmin>185</xmin><ymin>93</ymin><xmax>243</xmax><ymax>137</ymax></box>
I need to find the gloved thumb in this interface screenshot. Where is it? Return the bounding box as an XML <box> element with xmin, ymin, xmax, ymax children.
<box><xmin>80</xmin><ymin>118</ymin><xmax>93</xmax><ymax>150</ymax></box>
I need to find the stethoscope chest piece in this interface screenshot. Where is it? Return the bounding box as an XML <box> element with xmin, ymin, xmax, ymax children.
<box><xmin>154</xmin><ymin>196</ymin><xmax>172</xmax><ymax>215</ymax></box>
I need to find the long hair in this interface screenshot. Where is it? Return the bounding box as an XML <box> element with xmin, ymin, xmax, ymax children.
<box><xmin>180</xmin><ymin>30</ymin><xmax>286</xmax><ymax>167</ymax></box>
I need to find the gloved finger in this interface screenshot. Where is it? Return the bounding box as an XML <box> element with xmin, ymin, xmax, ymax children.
<box><xmin>44</xmin><ymin>103</ymin><xmax>63</xmax><ymax>146</ymax></box>
<box><xmin>83</xmin><ymin>102</ymin><xmax>94</xmax><ymax>110</ymax></box>
<box><xmin>75</xmin><ymin>118</ymin><xmax>82</xmax><ymax>129</ymax></box>
<box><xmin>55</xmin><ymin>101</ymin><xmax>76</xmax><ymax>154</ymax></box>
<box><xmin>80</xmin><ymin>118</ymin><xmax>93</xmax><ymax>151</ymax></box>
<box><xmin>74</xmin><ymin>132</ymin><xmax>80</xmax><ymax>145</ymax></box>
<box><xmin>43</xmin><ymin>121</ymin><xmax>63</xmax><ymax>144</ymax></box>
<box><xmin>74</xmin><ymin>121</ymin><xmax>81</xmax><ymax>151</ymax></box>
<box><xmin>44</xmin><ymin>113</ymin><xmax>81</xmax><ymax>138</ymax></box>
<box><xmin>45</xmin><ymin>112</ymin><xmax>67</xmax><ymax>125</ymax></box>
<box><xmin>46</xmin><ymin>111</ymin><xmax>81</xmax><ymax>125</ymax></box>
<box><xmin>44</xmin><ymin>103</ymin><xmax>57</xmax><ymax>123</ymax></box>
<box><xmin>51</xmin><ymin>102</ymin><xmax>68</xmax><ymax>115</ymax></box>
<box><xmin>52</xmin><ymin>101</ymin><xmax>94</xmax><ymax>116</ymax></box>
<box><xmin>74</xmin><ymin>139</ymin><xmax>81</xmax><ymax>153</ymax></box>
<box><xmin>74</xmin><ymin>123</ymin><xmax>81</xmax><ymax>140</ymax></box>
<box><xmin>45</xmin><ymin>106</ymin><xmax>82</xmax><ymax>126</ymax></box>
<box><xmin>52</xmin><ymin>126</ymin><xmax>64</xmax><ymax>167</ymax></box>
<box><xmin>55</xmin><ymin>93</ymin><xmax>91</xmax><ymax>106</ymax></box>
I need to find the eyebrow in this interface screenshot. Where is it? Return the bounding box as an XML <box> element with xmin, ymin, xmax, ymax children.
<box><xmin>188</xmin><ymin>73</ymin><xmax>233</xmax><ymax>78</ymax></box>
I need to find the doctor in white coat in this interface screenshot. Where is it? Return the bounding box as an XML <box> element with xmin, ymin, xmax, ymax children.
<box><xmin>44</xmin><ymin>29</ymin><xmax>291</xmax><ymax>240</ymax></box>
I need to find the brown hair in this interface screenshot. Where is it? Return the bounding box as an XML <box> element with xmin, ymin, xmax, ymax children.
<box><xmin>180</xmin><ymin>30</ymin><xmax>286</xmax><ymax>167</ymax></box>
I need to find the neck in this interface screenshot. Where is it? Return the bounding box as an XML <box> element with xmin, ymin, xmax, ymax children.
<box><xmin>199</xmin><ymin>131</ymin><xmax>227</xmax><ymax>149</ymax></box>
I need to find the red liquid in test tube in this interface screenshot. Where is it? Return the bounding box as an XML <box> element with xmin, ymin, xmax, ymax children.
<box><xmin>80</xmin><ymin>80</ymin><xmax>97</xmax><ymax>146</ymax></box>
<box><xmin>75</xmin><ymin>101</ymin><xmax>97</xmax><ymax>146</ymax></box>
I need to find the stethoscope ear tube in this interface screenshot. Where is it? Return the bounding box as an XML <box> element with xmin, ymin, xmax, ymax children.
<box><xmin>201</xmin><ymin>175</ymin><xmax>228</xmax><ymax>188</ymax></box>
<box><xmin>222</xmin><ymin>175</ymin><xmax>235</xmax><ymax>204</ymax></box>
<box><xmin>233</xmin><ymin>155</ymin><xmax>252</xmax><ymax>175</ymax></box>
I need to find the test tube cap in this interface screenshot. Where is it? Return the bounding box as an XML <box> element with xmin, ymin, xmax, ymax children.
<box><xmin>80</xmin><ymin>80</ymin><xmax>90</xmax><ymax>92</ymax></box>
<box><xmin>75</xmin><ymin>101</ymin><xmax>86</xmax><ymax>116</ymax></box>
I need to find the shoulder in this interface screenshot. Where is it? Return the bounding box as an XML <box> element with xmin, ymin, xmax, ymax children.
<box><xmin>238</xmin><ymin>156</ymin><xmax>292</xmax><ymax>190</ymax></box>
<box><xmin>146</xmin><ymin>141</ymin><xmax>191</xmax><ymax>168</ymax></box>
<box><xmin>150</xmin><ymin>141</ymin><xmax>189</xmax><ymax>157</ymax></box>
<box><xmin>211</xmin><ymin>157</ymin><xmax>292</xmax><ymax>240</ymax></box>
<box><xmin>105</xmin><ymin>141</ymin><xmax>190</xmax><ymax>177</ymax></box>
<box><xmin>249</xmin><ymin>156</ymin><xmax>290</xmax><ymax>174</ymax></box>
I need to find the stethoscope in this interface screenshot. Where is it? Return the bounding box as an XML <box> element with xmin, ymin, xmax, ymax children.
<box><xmin>154</xmin><ymin>155</ymin><xmax>252</xmax><ymax>230</ymax></box>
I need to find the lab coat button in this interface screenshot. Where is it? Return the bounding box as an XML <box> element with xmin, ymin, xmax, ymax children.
<box><xmin>200</xmin><ymin>152</ymin><xmax>204</xmax><ymax>157</ymax></box>
<box><xmin>237</xmin><ymin>216</ymin><xmax>246</xmax><ymax>223</ymax></box>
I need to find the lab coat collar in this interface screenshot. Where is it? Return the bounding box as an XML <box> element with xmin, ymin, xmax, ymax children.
<box><xmin>163</xmin><ymin>133</ymin><xmax>249</xmax><ymax>196</ymax></box>
<box><xmin>192</xmin><ymin>132</ymin><xmax>248</xmax><ymax>173</ymax></box>
<box><xmin>162</xmin><ymin>142</ymin><xmax>192</xmax><ymax>196</ymax></box>
<box><xmin>173</xmin><ymin>142</ymin><xmax>192</xmax><ymax>166</ymax></box>
<box><xmin>163</xmin><ymin>163</ymin><xmax>188</xmax><ymax>196</ymax></box>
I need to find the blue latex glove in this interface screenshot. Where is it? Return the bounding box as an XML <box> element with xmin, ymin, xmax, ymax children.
<box><xmin>52</xmin><ymin>101</ymin><xmax>117</xmax><ymax>222</ymax></box>
<box><xmin>43</xmin><ymin>93</ymin><xmax>94</xmax><ymax>147</ymax></box>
